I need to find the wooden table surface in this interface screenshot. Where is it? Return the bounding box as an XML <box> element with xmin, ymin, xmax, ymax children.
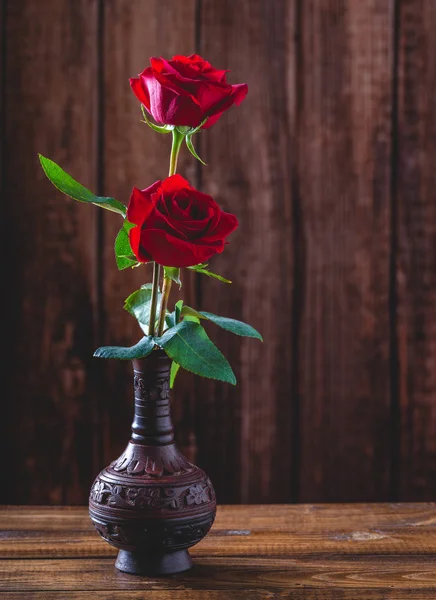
<box><xmin>1</xmin><ymin>504</ymin><xmax>436</xmax><ymax>598</ymax></box>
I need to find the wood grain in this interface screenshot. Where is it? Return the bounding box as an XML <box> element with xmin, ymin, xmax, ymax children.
<box><xmin>1</xmin><ymin>505</ymin><xmax>436</xmax><ymax>598</ymax></box>
<box><xmin>2</xmin><ymin>504</ymin><xmax>436</xmax><ymax>558</ymax></box>
<box><xmin>99</xmin><ymin>0</ymin><xmax>199</xmax><ymax>470</ymax></box>
<box><xmin>3</xmin><ymin>594</ymin><xmax>275</xmax><ymax>600</ymax></box>
<box><xmin>1</xmin><ymin>593</ymin><xmax>433</xmax><ymax>600</ymax></box>
<box><xmin>396</xmin><ymin>0</ymin><xmax>436</xmax><ymax>501</ymax></box>
<box><xmin>3</xmin><ymin>556</ymin><xmax>436</xmax><ymax>591</ymax></box>
<box><xmin>197</xmin><ymin>0</ymin><xmax>297</xmax><ymax>503</ymax></box>
<box><xmin>297</xmin><ymin>0</ymin><xmax>394</xmax><ymax>502</ymax></box>
<box><xmin>2</xmin><ymin>0</ymin><xmax>100</xmax><ymax>504</ymax></box>
<box><xmin>2</xmin><ymin>0</ymin><xmax>436</xmax><ymax>507</ymax></box>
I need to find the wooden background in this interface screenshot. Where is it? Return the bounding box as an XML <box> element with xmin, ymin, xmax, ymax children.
<box><xmin>1</xmin><ymin>0</ymin><xmax>436</xmax><ymax>505</ymax></box>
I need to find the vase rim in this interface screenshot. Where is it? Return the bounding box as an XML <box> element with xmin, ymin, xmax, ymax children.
<box><xmin>132</xmin><ymin>348</ymin><xmax>169</xmax><ymax>369</ymax></box>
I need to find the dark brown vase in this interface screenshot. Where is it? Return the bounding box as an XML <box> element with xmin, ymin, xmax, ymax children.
<box><xmin>89</xmin><ymin>350</ymin><xmax>216</xmax><ymax>575</ymax></box>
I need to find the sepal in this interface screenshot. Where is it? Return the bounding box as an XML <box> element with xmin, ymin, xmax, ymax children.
<box><xmin>141</xmin><ymin>105</ymin><xmax>173</xmax><ymax>134</ymax></box>
<box><xmin>163</xmin><ymin>266</ymin><xmax>182</xmax><ymax>287</ymax></box>
<box><xmin>186</xmin><ymin>134</ymin><xmax>207</xmax><ymax>165</ymax></box>
<box><xmin>188</xmin><ymin>263</ymin><xmax>231</xmax><ymax>283</ymax></box>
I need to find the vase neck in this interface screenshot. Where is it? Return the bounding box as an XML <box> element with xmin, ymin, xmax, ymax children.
<box><xmin>131</xmin><ymin>351</ymin><xmax>174</xmax><ymax>445</ymax></box>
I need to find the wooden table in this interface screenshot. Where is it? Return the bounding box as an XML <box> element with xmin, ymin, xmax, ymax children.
<box><xmin>1</xmin><ymin>504</ymin><xmax>436</xmax><ymax>598</ymax></box>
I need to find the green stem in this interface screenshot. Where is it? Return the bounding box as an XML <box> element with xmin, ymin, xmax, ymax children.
<box><xmin>148</xmin><ymin>262</ymin><xmax>160</xmax><ymax>336</ymax></box>
<box><xmin>157</xmin><ymin>276</ymin><xmax>172</xmax><ymax>336</ymax></box>
<box><xmin>168</xmin><ymin>128</ymin><xmax>185</xmax><ymax>177</ymax></box>
<box><xmin>155</xmin><ymin>129</ymin><xmax>185</xmax><ymax>336</ymax></box>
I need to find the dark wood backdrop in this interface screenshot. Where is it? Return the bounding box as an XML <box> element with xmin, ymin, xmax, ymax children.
<box><xmin>1</xmin><ymin>0</ymin><xmax>435</xmax><ymax>505</ymax></box>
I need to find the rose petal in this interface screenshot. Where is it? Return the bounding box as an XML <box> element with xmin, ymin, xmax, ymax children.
<box><xmin>161</xmin><ymin>174</ymin><xmax>192</xmax><ymax>194</ymax></box>
<box><xmin>140</xmin><ymin>71</ymin><xmax>178</xmax><ymax>124</ymax></box>
<box><xmin>127</xmin><ymin>183</ymin><xmax>160</xmax><ymax>226</ymax></box>
<box><xmin>130</xmin><ymin>74</ymin><xmax>151</xmax><ymax>108</ymax></box>
<box><xmin>151</xmin><ymin>59</ymin><xmax>204</xmax><ymax>99</ymax></box>
<box><xmin>141</xmin><ymin>68</ymin><xmax>202</xmax><ymax>125</ymax></box>
<box><xmin>202</xmin><ymin>83</ymin><xmax>248</xmax><ymax>128</ymax></box>
<box><xmin>141</xmin><ymin>229</ymin><xmax>224</xmax><ymax>268</ymax></box>
<box><xmin>171</xmin><ymin>55</ymin><xmax>228</xmax><ymax>83</ymax></box>
<box><xmin>205</xmin><ymin>211</ymin><xmax>239</xmax><ymax>241</ymax></box>
<box><xmin>168</xmin><ymin>192</ymin><xmax>193</xmax><ymax>219</ymax></box>
<box><xmin>146</xmin><ymin>211</ymin><xmax>191</xmax><ymax>241</ymax></box>
<box><xmin>147</xmin><ymin>78</ymin><xmax>203</xmax><ymax>126</ymax></box>
<box><xmin>172</xmin><ymin>54</ymin><xmax>206</xmax><ymax>66</ymax></box>
<box><xmin>129</xmin><ymin>225</ymin><xmax>152</xmax><ymax>263</ymax></box>
<box><xmin>231</xmin><ymin>83</ymin><xmax>249</xmax><ymax>106</ymax></box>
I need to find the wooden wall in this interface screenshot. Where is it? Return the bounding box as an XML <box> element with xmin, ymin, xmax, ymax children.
<box><xmin>2</xmin><ymin>0</ymin><xmax>436</xmax><ymax>505</ymax></box>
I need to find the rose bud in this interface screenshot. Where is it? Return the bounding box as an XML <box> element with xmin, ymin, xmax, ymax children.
<box><xmin>130</xmin><ymin>54</ymin><xmax>248</xmax><ymax>129</ymax></box>
<box><xmin>127</xmin><ymin>174</ymin><xmax>238</xmax><ymax>268</ymax></box>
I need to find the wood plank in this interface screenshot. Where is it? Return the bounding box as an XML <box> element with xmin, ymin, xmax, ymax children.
<box><xmin>396</xmin><ymin>0</ymin><xmax>436</xmax><ymax>500</ymax></box>
<box><xmin>2</xmin><ymin>556</ymin><xmax>436</xmax><ymax>592</ymax></box>
<box><xmin>3</xmin><ymin>504</ymin><xmax>436</xmax><ymax>558</ymax></box>
<box><xmin>2</xmin><ymin>0</ymin><xmax>99</xmax><ymax>504</ymax></box>
<box><xmin>3</xmin><ymin>524</ymin><xmax>436</xmax><ymax>559</ymax></box>
<box><xmin>2</xmin><ymin>592</ymin><xmax>434</xmax><ymax>600</ymax></box>
<box><xmin>3</xmin><ymin>503</ymin><xmax>435</xmax><ymax>531</ymax></box>
<box><xmin>197</xmin><ymin>0</ymin><xmax>297</xmax><ymax>503</ymax></box>
<box><xmin>2</xmin><ymin>594</ymin><xmax>275</xmax><ymax>600</ymax></box>
<box><xmin>2</xmin><ymin>506</ymin><xmax>436</xmax><ymax>597</ymax></box>
<box><xmin>99</xmin><ymin>0</ymin><xmax>198</xmax><ymax>470</ymax></box>
<box><xmin>297</xmin><ymin>0</ymin><xmax>394</xmax><ymax>502</ymax></box>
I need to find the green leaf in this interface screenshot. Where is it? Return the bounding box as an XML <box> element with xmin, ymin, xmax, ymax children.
<box><xmin>165</xmin><ymin>311</ymin><xmax>177</xmax><ymax>329</ymax></box>
<box><xmin>38</xmin><ymin>155</ymin><xmax>127</xmax><ymax>217</ymax></box>
<box><xmin>181</xmin><ymin>305</ymin><xmax>203</xmax><ymax>320</ymax></box>
<box><xmin>186</xmin><ymin>134</ymin><xmax>207</xmax><ymax>165</ymax></box>
<box><xmin>170</xmin><ymin>361</ymin><xmax>181</xmax><ymax>388</ymax></box>
<box><xmin>155</xmin><ymin>321</ymin><xmax>236</xmax><ymax>385</ymax></box>
<box><xmin>115</xmin><ymin>221</ymin><xmax>140</xmax><ymax>270</ymax></box>
<box><xmin>163</xmin><ymin>266</ymin><xmax>181</xmax><ymax>287</ymax></box>
<box><xmin>184</xmin><ymin>315</ymin><xmax>200</xmax><ymax>324</ymax></box>
<box><xmin>124</xmin><ymin>284</ymin><xmax>162</xmax><ymax>333</ymax></box>
<box><xmin>188</xmin><ymin>264</ymin><xmax>231</xmax><ymax>283</ymax></box>
<box><xmin>199</xmin><ymin>311</ymin><xmax>263</xmax><ymax>340</ymax></box>
<box><xmin>116</xmin><ymin>254</ymin><xmax>139</xmax><ymax>270</ymax></box>
<box><xmin>175</xmin><ymin>300</ymin><xmax>184</xmax><ymax>324</ymax></box>
<box><xmin>179</xmin><ymin>305</ymin><xmax>262</xmax><ymax>340</ymax></box>
<box><xmin>94</xmin><ymin>336</ymin><xmax>155</xmax><ymax>360</ymax></box>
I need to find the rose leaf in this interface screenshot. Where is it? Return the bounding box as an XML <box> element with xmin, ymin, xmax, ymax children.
<box><xmin>94</xmin><ymin>336</ymin><xmax>155</xmax><ymax>360</ymax></box>
<box><xmin>38</xmin><ymin>154</ymin><xmax>127</xmax><ymax>217</ymax></box>
<box><xmin>170</xmin><ymin>361</ymin><xmax>181</xmax><ymax>388</ymax></box>
<box><xmin>115</xmin><ymin>221</ymin><xmax>140</xmax><ymax>270</ymax></box>
<box><xmin>124</xmin><ymin>284</ymin><xmax>162</xmax><ymax>332</ymax></box>
<box><xmin>155</xmin><ymin>320</ymin><xmax>236</xmax><ymax>385</ymax></box>
<box><xmin>199</xmin><ymin>311</ymin><xmax>263</xmax><ymax>340</ymax></box>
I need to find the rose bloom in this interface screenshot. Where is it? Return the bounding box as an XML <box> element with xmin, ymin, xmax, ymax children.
<box><xmin>130</xmin><ymin>54</ymin><xmax>248</xmax><ymax>129</ymax></box>
<box><xmin>127</xmin><ymin>175</ymin><xmax>238</xmax><ymax>268</ymax></box>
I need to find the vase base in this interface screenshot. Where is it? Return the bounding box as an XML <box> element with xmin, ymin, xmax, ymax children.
<box><xmin>115</xmin><ymin>548</ymin><xmax>193</xmax><ymax>576</ymax></box>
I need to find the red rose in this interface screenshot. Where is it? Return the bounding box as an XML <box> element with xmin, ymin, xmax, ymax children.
<box><xmin>130</xmin><ymin>54</ymin><xmax>248</xmax><ymax>129</ymax></box>
<box><xmin>127</xmin><ymin>174</ymin><xmax>238</xmax><ymax>268</ymax></box>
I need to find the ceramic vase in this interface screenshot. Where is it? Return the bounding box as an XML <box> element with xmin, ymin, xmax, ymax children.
<box><xmin>89</xmin><ymin>350</ymin><xmax>216</xmax><ymax>575</ymax></box>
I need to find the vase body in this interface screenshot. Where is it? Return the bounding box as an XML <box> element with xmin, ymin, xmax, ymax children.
<box><xmin>89</xmin><ymin>350</ymin><xmax>216</xmax><ymax>575</ymax></box>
